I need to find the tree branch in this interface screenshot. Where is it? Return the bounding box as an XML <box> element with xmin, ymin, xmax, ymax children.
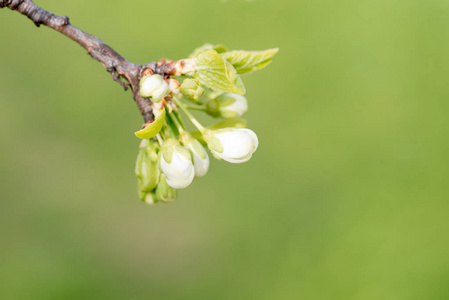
<box><xmin>1</xmin><ymin>0</ymin><xmax>158</xmax><ymax>122</ymax></box>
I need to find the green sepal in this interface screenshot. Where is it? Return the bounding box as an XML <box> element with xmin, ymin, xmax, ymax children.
<box><xmin>162</xmin><ymin>146</ymin><xmax>174</xmax><ymax>164</ymax></box>
<box><xmin>155</xmin><ymin>174</ymin><xmax>177</xmax><ymax>203</ymax></box>
<box><xmin>190</xmin><ymin>118</ymin><xmax>248</xmax><ymax>145</ymax></box>
<box><xmin>135</xmin><ymin>145</ymin><xmax>146</xmax><ymax>177</ymax></box>
<box><xmin>208</xmin><ymin>118</ymin><xmax>248</xmax><ymax>130</ymax></box>
<box><xmin>205</xmin><ymin>99</ymin><xmax>219</xmax><ymax>117</ymax></box>
<box><xmin>193</xmin><ymin>50</ymin><xmax>246</xmax><ymax>95</ymax></box>
<box><xmin>205</xmin><ymin>96</ymin><xmax>237</xmax><ymax>118</ymax></box>
<box><xmin>194</xmin><ymin>127</ymin><xmax>233</xmax><ymax>152</ymax></box>
<box><xmin>160</xmin><ymin>138</ymin><xmax>186</xmax><ymax>164</ymax></box>
<box><xmin>220</xmin><ymin>110</ymin><xmax>239</xmax><ymax>119</ymax></box>
<box><xmin>175</xmin><ymin>145</ymin><xmax>193</xmax><ymax>161</ymax></box>
<box><xmin>216</xmin><ymin>96</ymin><xmax>237</xmax><ymax>107</ymax></box>
<box><xmin>188</xmin><ymin>43</ymin><xmax>229</xmax><ymax>59</ymax></box>
<box><xmin>206</xmin><ymin>136</ymin><xmax>224</xmax><ymax>153</ymax></box>
<box><xmin>135</xmin><ymin>109</ymin><xmax>166</xmax><ymax>139</ymax></box>
<box><xmin>220</xmin><ymin>48</ymin><xmax>279</xmax><ymax>74</ymax></box>
<box><xmin>180</xmin><ymin>132</ymin><xmax>207</xmax><ymax>160</ymax></box>
<box><xmin>210</xmin><ymin>150</ymin><xmax>223</xmax><ymax>161</ymax></box>
<box><xmin>191</xmin><ymin>139</ymin><xmax>207</xmax><ymax>160</ymax></box>
<box><xmin>135</xmin><ymin>141</ymin><xmax>160</xmax><ymax>198</ymax></box>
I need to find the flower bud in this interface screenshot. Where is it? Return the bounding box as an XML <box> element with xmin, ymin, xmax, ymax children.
<box><xmin>180</xmin><ymin>79</ymin><xmax>204</xmax><ymax>102</ymax></box>
<box><xmin>160</xmin><ymin>138</ymin><xmax>195</xmax><ymax>189</ymax></box>
<box><xmin>155</xmin><ymin>174</ymin><xmax>177</xmax><ymax>203</ymax></box>
<box><xmin>206</xmin><ymin>93</ymin><xmax>248</xmax><ymax>118</ymax></box>
<box><xmin>139</xmin><ymin>74</ymin><xmax>170</xmax><ymax>102</ymax></box>
<box><xmin>135</xmin><ymin>140</ymin><xmax>160</xmax><ymax>200</ymax></box>
<box><xmin>144</xmin><ymin>192</ymin><xmax>158</xmax><ymax>205</ymax></box>
<box><xmin>180</xmin><ymin>132</ymin><xmax>209</xmax><ymax>177</ymax></box>
<box><xmin>205</xmin><ymin>128</ymin><xmax>258</xmax><ymax>164</ymax></box>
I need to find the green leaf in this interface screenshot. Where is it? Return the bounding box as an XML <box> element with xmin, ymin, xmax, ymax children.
<box><xmin>134</xmin><ymin>109</ymin><xmax>166</xmax><ymax>139</ymax></box>
<box><xmin>213</xmin><ymin>44</ymin><xmax>230</xmax><ymax>54</ymax></box>
<box><xmin>188</xmin><ymin>43</ymin><xmax>229</xmax><ymax>58</ymax></box>
<box><xmin>193</xmin><ymin>50</ymin><xmax>246</xmax><ymax>95</ymax></box>
<box><xmin>220</xmin><ymin>48</ymin><xmax>279</xmax><ymax>74</ymax></box>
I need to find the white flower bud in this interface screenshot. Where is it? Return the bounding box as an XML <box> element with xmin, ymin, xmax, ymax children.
<box><xmin>205</xmin><ymin>128</ymin><xmax>258</xmax><ymax>164</ymax></box>
<box><xmin>139</xmin><ymin>74</ymin><xmax>170</xmax><ymax>102</ymax></box>
<box><xmin>180</xmin><ymin>133</ymin><xmax>209</xmax><ymax>177</ymax></box>
<box><xmin>206</xmin><ymin>93</ymin><xmax>248</xmax><ymax>118</ymax></box>
<box><xmin>160</xmin><ymin>139</ymin><xmax>195</xmax><ymax>189</ymax></box>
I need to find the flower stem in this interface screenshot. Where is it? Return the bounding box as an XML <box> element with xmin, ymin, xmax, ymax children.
<box><xmin>168</xmin><ymin>111</ymin><xmax>185</xmax><ymax>134</ymax></box>
<box><xmin>164</xmin><ymin>117</ymin><xmax>178</xmax><ymax>138</ymax></box>
<box><xmin>185</xmin><ymin>105</ymin><xmax>206</xmax><ymax>112</ymax></box>
<box><xmin>173</xmin><ymin>97</ymin><xmax>206</xmax><ymax>133</ymax></box>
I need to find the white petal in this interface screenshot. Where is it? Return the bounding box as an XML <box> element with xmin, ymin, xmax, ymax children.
<box><xmin>215</xmin><ymin>131</ymin><xmax>252</xmax><ymax>158</ymax></box>
<box><xmin>160</xmin><ymin>149</ymin><xmax>195</xmax><ymax>189</ymax></box>
<box><xmin>239</xmin><ymin>128</ymin><xmax>259</xmax><ymax>152</ymax></box>
<box><xmin>224</xmin><ymin>95</ymin><xmax>248</xmax><ymax>116</ymax></box>
<box><xmin>189</xmin><ymin>145</ymin><xmax>209</xmax><ymax>177</ymax></box>
<box><xmin>216</xmin><ymin>150</ymin><xmax>253</xmax><ymax>164</ymax></box>
<box><xmin>212</xmin><ymin>128</ymin><xmax>258</xmax><ymax>163</ymax></box>
<box><xmin>151</xmin><ymin>81</ymin><xmax>169</xmax><ymax>100</ymax></box>
<box><xmin>140</xmin><ymin>76</ymin><xmax>162</xmax><ymax>96</ymax></box>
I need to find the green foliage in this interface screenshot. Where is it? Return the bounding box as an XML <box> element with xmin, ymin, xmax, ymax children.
<box><xmin>193</xmin><ymin>50</ymin><xmax>246</xmax><ymax>95</ymax></box>
<box><xmin>134</xmin><ymin>109</ymin><xmax>166</xmax><ymax>139</ymax></box>
<box><xmin>188</xmin><ymin>43</ymin><xmax>229</xmax><ymax>58</ymax></box>
<box><xmin>220</xmin><ymin>48</ymin><xmax>279</xmax><ymax>74</ymax></box>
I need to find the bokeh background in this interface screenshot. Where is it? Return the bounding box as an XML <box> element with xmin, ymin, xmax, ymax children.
<box><xmin>1</xmin><ymin>0</ymin><xmax>449</xmax><ymax>299</ymax></box>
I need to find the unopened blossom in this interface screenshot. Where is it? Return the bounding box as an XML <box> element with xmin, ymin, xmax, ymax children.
<box><xmin>160</xmin><ymin>139</ymin><xmax>195</xmax><ymax>189</ymax></box>
<box><xmin>205</xmin><ymin>128</ymin><xmax>258</xmax><ymax>163</ymax></box>
<box><xmin>206</xmin><ymin>93</ymin><xmax>248</xmax><ymax>118</ymax></box>
<box><xmin>180</xmin><ymin>132</ymin><xmax>209</xmax><ymax>177</ymax></box>
<box><xmin>139</xmin><ymin>74</ymin><xmax>170</xmax><ymax>102</ymax></box>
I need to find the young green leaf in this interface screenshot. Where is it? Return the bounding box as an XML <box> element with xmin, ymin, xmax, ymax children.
<box><xmin>188</xmin><ymin>43</ymin><xmax>229</xmax><ymax>59</ymax></box>
<box><xmin>193</xmin><ymin>50</ymin><xmax>246</xmax><ymax>95</ymax></box>
<box><xmin>135</xmin><ymin>109</ymin><xmax>166</xmax><ymax>139</ymax></box>
<box><xmin>220</xmin><ymin>48</ymin><xmax>279</xmax><ymax>74</ymax></box>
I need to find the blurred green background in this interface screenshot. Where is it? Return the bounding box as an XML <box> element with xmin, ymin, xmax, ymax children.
<box><xmin>1</xmin><ymin>0</ymin><xmax>449</xmax><ymax>299</ymax></box>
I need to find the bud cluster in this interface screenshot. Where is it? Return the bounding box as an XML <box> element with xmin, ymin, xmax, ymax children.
<box><xmin>134</xmin><ymin>44</ymin><xmax>278</xmax><ymax>204</ymax></box>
